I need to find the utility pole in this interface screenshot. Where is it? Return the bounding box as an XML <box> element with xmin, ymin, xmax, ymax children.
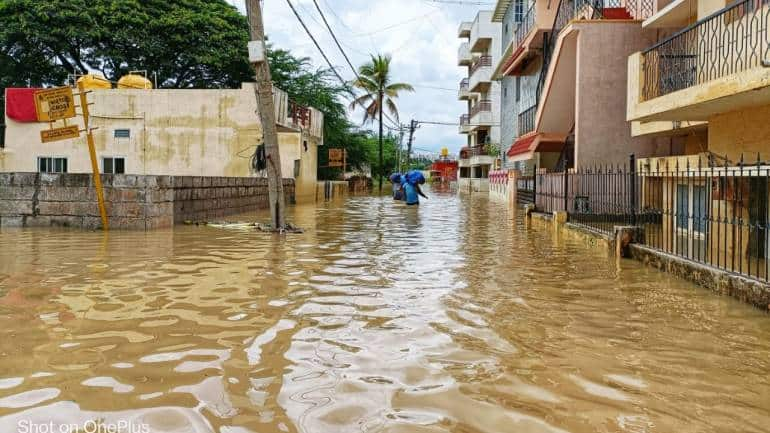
<box><xmin>378</xmin><ymin>88</ymin><xmax>384</xmax><ymax>193</ymax></box>
<box><xmin>406</xmin><ymin>119</ymin><xmax>419</xmax><ymax>171</ymax></box>
<box><xmin>246</xmin><ymin>0</ymin><xmax>286</xmax><ymax>229</ymax></box>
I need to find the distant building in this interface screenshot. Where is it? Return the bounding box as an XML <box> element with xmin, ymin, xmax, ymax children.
<box><xmin>457</xmin><ymin>11</ymin><xmax>503</xmax><ymax>193</ymax></box>
<box><xmin>1</xmin><ymin>83</ymin><xmax>323</xmax><ymax>203</ymax></box>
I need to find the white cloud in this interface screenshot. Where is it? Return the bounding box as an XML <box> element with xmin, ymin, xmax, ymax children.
<box><xmin>227</xmin><ymin>0</ymin><xmax>484</xmax><ymax>153</ymax></box>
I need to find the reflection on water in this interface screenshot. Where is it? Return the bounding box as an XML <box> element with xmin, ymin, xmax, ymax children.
<box><xmin>0</xmin><ymin>188</ymin><xmax>769</xmax><ymax>433</ymax></box>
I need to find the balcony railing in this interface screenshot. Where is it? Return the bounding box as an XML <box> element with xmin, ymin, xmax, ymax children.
<box><xmin>513</xmin><ymin>2</ymin><xmax>537</xmax><ymax>50</ymax></box>
<box><xmin>640</xmin><ymin>0</ymin><xmax>770</xmax><ymax>101</ymax></box>
<box><xmin>460</xmin><ymin>144</ymin><xmax>498</xmax><ymax>159</ymax></box>
<box><xmin>470</xmin><ymin>55</ymin><xmax>493</xmax><ymax>75</ymax></box>
<box><xmin>470</xmin><ymin>99</ymin><xmax>492</xmax><ymax>117</ymax></box>
<box><xmin>518</xmin><ymin>105</ymin><xmax>537</xmax><ymax>136</ymax></box>
<box><xmin>460</xmin><ymin>114</ymin><xmax>470</xmax><ymax>125</ymax></box>
<box><xmin>622</xmin><ymin>0</ymin><xmax>654</xmax><ymax>19</ymax></box>
<box><xmin>459</xmin><ymin>78</ymin><xmax>469</xmax><ymax>91</ymax></box>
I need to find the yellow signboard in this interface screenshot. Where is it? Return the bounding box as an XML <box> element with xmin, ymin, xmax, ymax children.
<box><xmin>41</xmin><ymin>125</ymin><xmax>80</xmax><ymax>143</ymax></box>
<box><xmin>329</xmin><ymin>149</ymin><xmax>345</xmax><ymax>167</ymax></box>
<box><xmin>34</xmin><ymin>87</ymin><xmax>77</xmax><ymax>122</ymax></box>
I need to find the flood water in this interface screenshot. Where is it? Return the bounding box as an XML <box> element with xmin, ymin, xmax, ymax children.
<box><xmin>0</xmin><ymin>188</ymin><xmax>769</xmax><ymax>433</ymax></box>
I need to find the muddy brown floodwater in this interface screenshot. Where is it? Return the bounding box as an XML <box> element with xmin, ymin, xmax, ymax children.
<box><xmin>0</xmin><ymin>188</ymin><xmax>769</xmax><ymax>433</ymax></box>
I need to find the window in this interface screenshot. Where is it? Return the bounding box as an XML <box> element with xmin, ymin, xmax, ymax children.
<box><xmin>515</xmin><ymin>77</ymin><xmax>521</xmax><ymax>102</ymax></box>
<box><xmin>114</xmin><ymin>129</ymin><xmax>130</xmax><ymax>138</ymax></box>
<box><xmin>514</xmin><ymin>0</ymin><xmax>525</xmax><ymax>23</ymax></box>
<box><xmin>503</xmin><ymin>87</ymin><xmax>508</xmax><ymax>99</ymax></box>
<box><xmin>303</xmin><ymin>140</ymin><xmax>308</xmax><ymax>152</ymax></box>
<box><xmin>103</xmin><ymin>157</ymin><xmax>125</xmax><ymax>174</ymax></box>
<box><xmin>38</xmin><ymin>157</ymin><xmax>68</xmax><ymax>173</ymax></box>
<box><xmin>504</xmin><ymin>23</ymin><xmax>509</xmax><ymax>39</ymax></box>
<box><xmin>293</xmin><ymin>159</ymin><xmax>301</xmax><ymax>178</ymax></box>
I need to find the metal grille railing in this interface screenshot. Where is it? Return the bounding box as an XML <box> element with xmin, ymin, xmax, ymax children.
<box><xmin>517</xmin><ymin>166</ymin><xmax>537</xmax><ymax>205</ymax></box>
<box><xmin>639</xmin><ymin>155</ymin><xmax>770</xmax><ymax>282</ymax></box>
<box><xmin>529</xmin><ymin>153</ymin><xmax>770</xmax><ymax>283</ymax></box>
<box><xmin>470</xmin><ymin>99</ymin><xmax>492</xmax><ymax>117</ymax></box>
<box><xmin>536</xmin><ymin>0</ymin><xmax>604</xmax><ymax>102</ymax></box>
<box><xmin>470</xmin><ymin>55</ymin><xmax>493</xmax><ymax>75</ymax></box>
<box><xmin>460</xmin><ymin>78</ymin><xmax>469</xmax><ymax>90</ymax></box>
<box><xmin>641</xmin><ymin>0</ymin><xmax>770</xmax><ymax>100</ymax></box>
<box><xmin>518</xmin><ymin>105</ymin><xmax>537</xmax><ymax>136</ymax></box>
<box><xmin>513</xmin><ymin>2</ymin><xmax>537</xmax><ymax>49</ymax></box>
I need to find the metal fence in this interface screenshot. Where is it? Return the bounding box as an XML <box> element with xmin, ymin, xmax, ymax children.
<box><xmin>527</xmin><ymin>154</ymin><xmax>770</xmax><ymax>283</ymax></box>
<box><xmin>639</xmin><ymin>156</ymin><xmax>770</xmax><ymax>282</ymax></box>
<box><xmin>641</xmin><ymin>0</ymin><xmax>770</xmax><ymax>100</ymax></box>
<box><xmin>517</xmin><ymin>170</ymin><xmax>536</xmax><ymax>205</ymax></box>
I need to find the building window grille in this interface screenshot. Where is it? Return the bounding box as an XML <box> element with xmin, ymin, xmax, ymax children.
<box><xmin>38</xmin><ymin>157</ymin><xmax>68</xmax><ymax>173</ymax></box>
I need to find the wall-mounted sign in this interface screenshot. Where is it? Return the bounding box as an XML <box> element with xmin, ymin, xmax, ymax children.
<box><xmin>34</xmin><ymin>87</ymin><xmax>76</xmax><ymax>122</ymax></box>
<box><xmin>328</xmin><ymin>148</ymin><xmax>346</xmax><ymax>167</ymax></box>
<box><xmin>41</xmin><ymin>125</ymin><xmax>80</xmax><ymax>143</ymax></box>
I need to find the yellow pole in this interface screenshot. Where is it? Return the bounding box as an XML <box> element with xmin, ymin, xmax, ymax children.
<box><xmin>77</xmin><ymin>81</ymin><xmax>109</xmax><ymax>231</ymax></box>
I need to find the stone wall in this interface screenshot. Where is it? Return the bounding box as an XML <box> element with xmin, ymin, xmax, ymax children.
<box><xmin>173</xmin><ymin>177</ymin><xmax>295</xmax><ymax>224</ymax></box>
<box><xmin>0</xmin><ymin>173</ymin><xmax>295</xmax><ymax>230</ymax></box>
<box><xmin>630</xmin><ymin>244</ymin><xmax>770</xmax><ymax>311</ymax></box>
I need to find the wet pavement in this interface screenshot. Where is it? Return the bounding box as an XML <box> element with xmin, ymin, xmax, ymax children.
<box><xmin>0</xmin><ymin>187</ymin><xmax>769</xmax><ymax>433</ymax></box>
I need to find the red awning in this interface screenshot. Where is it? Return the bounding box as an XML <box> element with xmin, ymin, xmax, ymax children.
<box><xmin>5</xmin><ymin>88</ymin><xmax>41</xmax><ymax>122</ymax></box>
<box><xmin>507</xmin><ymin>134</ymin><xmax>537</xmax><ymax>157</ymax></box>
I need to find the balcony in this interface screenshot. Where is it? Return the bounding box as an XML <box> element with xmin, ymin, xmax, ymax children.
<box><xmin>470</xmin><ymin>99</ymin><xmax>493</xmax><ymax>129</ymax></box>
<box><xmin>458</xmin><ymin>21</ymin><xmax>472</xmax><ymax>38</ymax></box>
<box><xmin>518</xmin><ymin>104</ymin><xmax>537</xmax><ymax>136</ymax></box>
<box><xmin>458</xmin><ymin>78</ymin><xmax>472</xmax><ymax>100</ymax></box>
<box><xmin>458</xmin><ymin>42</ymin><xmax>472</xmax><ymax>66</ymax></box>
<box><xmin>460</xmin><ymin>145</ymin><xmax>496</xmax><ymax>167</ymax></box>
<box><xmin>459</xmin><ymin>114</ymin><xmax>471</xmax><ymax>134</ymax></box>
<box><xmin>494</xmin><ymin>0</ymin><xmax>557</xmax><ymax>78</ymax></box>
<box><xmin>628</xmin><ymin>0</ymin><xmax>770</xmax><ymax>122</ymax></box>
<box><xmin>469</xmin><ymin>11</ymin><xmax>497</xmax><ymax>52</ymax></box>
<box><xmin>469</xmin><ymin>55</ymin><xmax>493</xmax><ymax>93</ymax></box>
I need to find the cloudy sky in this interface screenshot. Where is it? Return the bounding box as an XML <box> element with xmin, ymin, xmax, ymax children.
<box><xmin>227</xmin><ymin>0</ymin><xmax>488</xmax><ymax>154</ymax></box>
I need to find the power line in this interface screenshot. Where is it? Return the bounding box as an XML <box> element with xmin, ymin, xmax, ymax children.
<box><xmin>284</xmin><ymin>0</ymin><xmax>404</xmax><ymax>131</ymax></box>
<box><xmin>284</xmin><ymin>0</ymin><xmax>348</xmax><ymax>86</ymax></box>
<box><xmin>311</xmin><ymin>0</ymin><xmax>360</xmax><ymax>79</ymax></box>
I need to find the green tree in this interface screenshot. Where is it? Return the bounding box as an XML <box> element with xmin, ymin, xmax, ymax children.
<box><xmin>350</xmin><ymin>54</ymin><xmax>413</xmax><ymax>192</ymax></box>
<box><xmin>0</xmin><ymin>0</ymin><xmax>253</xmax><ymax>88</ymax></box>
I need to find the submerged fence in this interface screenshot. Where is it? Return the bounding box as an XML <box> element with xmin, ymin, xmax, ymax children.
<box><xmin>517</xmin><ymin>154</ymin><xmax>770</xmax><ymax>283</ymax></box>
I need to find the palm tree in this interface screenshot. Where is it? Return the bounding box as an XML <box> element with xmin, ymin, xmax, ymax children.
<box><xmin>350</xmin><ymin>54</ymin><xmax>414</xmax><ymax>192</ymax></box>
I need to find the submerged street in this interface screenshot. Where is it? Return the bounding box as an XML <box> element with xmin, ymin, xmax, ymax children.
<box><xmin>1</xmin><ymin>189</ymin><xmax>769</xmax><ymax>433</ymax></box>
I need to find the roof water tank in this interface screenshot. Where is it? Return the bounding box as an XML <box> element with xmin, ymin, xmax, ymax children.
<box><xmin>117</xmin><ymin>74</ymin><xmax>153</xmax><ymax>89</ymax></box>
<box><xmin>76</xmin><ymin>74</ymin><xmax>112</xmax><ymax>90</ymax></box>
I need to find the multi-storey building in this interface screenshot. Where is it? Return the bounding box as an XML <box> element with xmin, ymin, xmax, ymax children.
<box><xmin>457</xmin><ymin>11</ymin><xmax>502</xmax><ymax>192</ymax></box>
<box><xmin>626</xmin><ymin>0</ymin><xmax>770</xmax><ymax>276</ymax></box>
<box><xmin>492</xmin><ymin>0</ymin><xmax>666</xmax><ymax>174</ymax></box>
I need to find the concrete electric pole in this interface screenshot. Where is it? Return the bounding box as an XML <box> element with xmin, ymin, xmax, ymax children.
<box><xmin>246</xmin><ymin>0</ymin><xmax>286</xmax><ymax>230</ymax></box>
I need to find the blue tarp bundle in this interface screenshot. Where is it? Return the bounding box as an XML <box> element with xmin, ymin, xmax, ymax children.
<box><xmin>405</xmin><ymin>170</ymin><xmax>425</xmax><ymax>186</ymax></box>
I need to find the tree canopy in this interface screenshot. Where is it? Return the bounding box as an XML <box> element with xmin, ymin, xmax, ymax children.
<box><xmin>0</xmin><ymin>0</ymin><xmax>253</xmax><ymax>88</ymax></box>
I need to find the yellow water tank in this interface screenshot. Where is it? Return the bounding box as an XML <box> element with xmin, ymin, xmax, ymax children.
<box><xmin>440</xmin><ymin>147</ymin><xmax>449</xmax><ymax>158</ymax></box>
<box><xmin>117</xmin><ymin>74</ymin><xmax>153</xmax><ymax>89</ymax></box>
<box><xmin>76</xmin><ymin>74</ymin><xmax>112</xmax><ymax>90</ymax></box>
